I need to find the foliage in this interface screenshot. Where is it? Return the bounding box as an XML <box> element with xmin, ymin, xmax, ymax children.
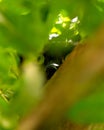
<box><xmin>0</xmin><ymin>0</ymin><xmax>104</xmax><ymax>129</ymax></box>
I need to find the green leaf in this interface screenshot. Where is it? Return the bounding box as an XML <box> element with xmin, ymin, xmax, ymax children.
<box><xmin>0</xmin><ymin>0</ymin><xmax>50</xmax><ymax>56</ymax></box>
<box><xmin>0</xmin><ymin>48</ymin><xmax>19</xmax><ymax>85</ymax></box>
<box><xmin>67</xmin><ymin>92</ymin><xmax>104</xmax><ymax>123</ymax></box>
<box><xmin>67</xmin><ymin>75</ymin><xmax>104</xmax><ymax>123</ymax></box>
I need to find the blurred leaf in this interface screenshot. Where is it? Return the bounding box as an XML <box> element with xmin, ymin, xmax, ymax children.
<box><xmin>67</xmin><ymin>73</ymin><xmax>104</xmax><ymax>123</ymax></box>
<box><xmin>0</xmin><ymin>48</ymin><xmax>19</xmax><ymax>85</ymax></box>
<box><xmin>0</xmin><ymin>113</ymin><xmax>18</xmax><ymax>130</ymax></box>
<box><xmin>0</xmin><ymin>0</ymin><xmax>104</xmax><ymax>129</ymax></box>
<box><xmin>9</xmin><ymin>61</ymin><xmax>45</xmax><ymax>117</ymax></box>
<box><xmin>0</xmin><ymin>0</ymin><xmax>50</xmax><ymax>56</ymax></box>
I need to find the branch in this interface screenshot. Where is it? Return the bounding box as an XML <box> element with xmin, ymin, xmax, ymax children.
<box><xmin>17</xmin><ymin>24</ymin><xmax>104</xmax><ymax>130</ymax></box>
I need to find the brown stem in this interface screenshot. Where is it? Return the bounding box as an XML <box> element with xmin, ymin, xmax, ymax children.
<box><xmin>17</xmin><ymin>24</ymin><xmax>104</xmax><ymax>130</ymax></box>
